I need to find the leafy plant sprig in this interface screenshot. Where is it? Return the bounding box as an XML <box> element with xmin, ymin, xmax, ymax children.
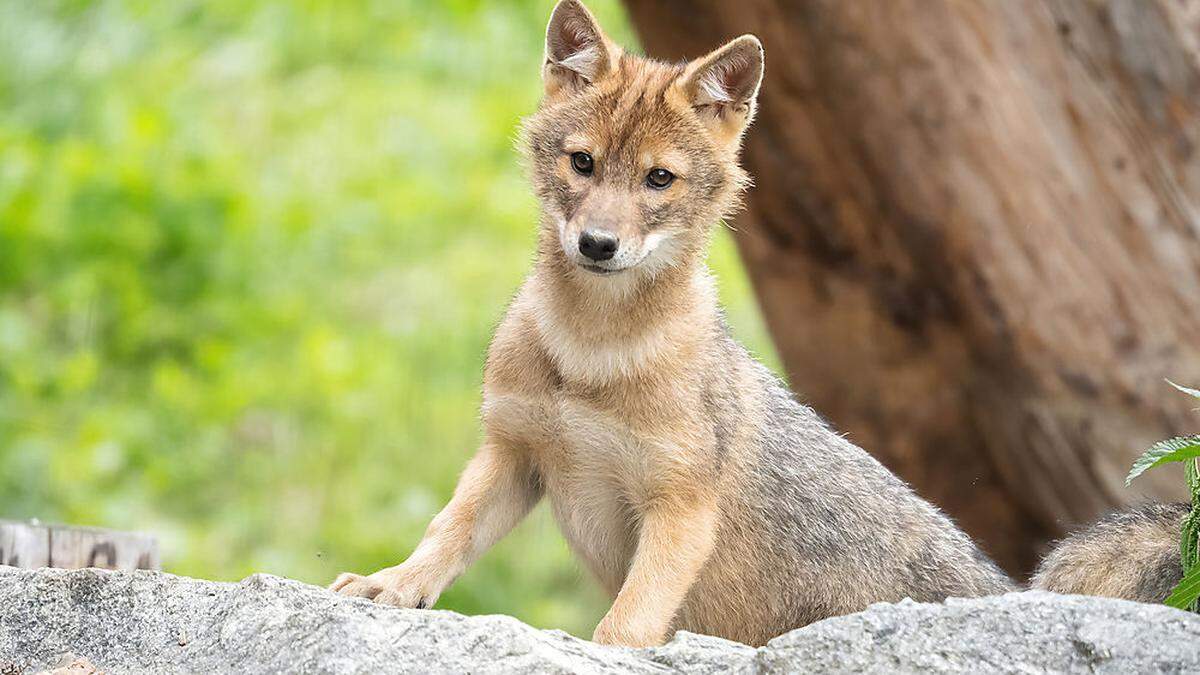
<box><xmin>1125</xmin><ymin>380</ymin><xmax>1200</xmax><ymax>612</ymax></box>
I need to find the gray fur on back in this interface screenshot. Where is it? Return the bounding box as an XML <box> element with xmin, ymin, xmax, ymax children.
<box><xmin>746</xmin><ymin>361</ymin><xmax>1013</xmax><ymax>602</ymax></box>
<box><xmin>676</xmin><ymin>327</ymin><xmax>1014</xmax><ymax>644</ymax></box>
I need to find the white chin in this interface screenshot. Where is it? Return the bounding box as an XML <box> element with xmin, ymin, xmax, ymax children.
<box><xmin>577</xmin><ymin>263</ymin><xmax>625</xmax><ymax>275</ymax></box>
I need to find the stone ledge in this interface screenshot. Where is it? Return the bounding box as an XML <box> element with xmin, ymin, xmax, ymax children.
<box><xmin>2</xmin><ymin>567</ymin><xmax>1198</xmax><ymax>674</ymax></box>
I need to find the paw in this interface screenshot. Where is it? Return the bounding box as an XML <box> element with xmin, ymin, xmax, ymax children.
<box><xmin>328</xmin><ymin>570</ymin><xmax>437</xmax><ymax>609</ymax></box>
<box><xmin>591</xmin><ymin>618</ymin><xmax>661</xmax><ymax>648</ymax></box>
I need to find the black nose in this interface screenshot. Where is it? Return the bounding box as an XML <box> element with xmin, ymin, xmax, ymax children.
<box><xmin>578</xmin><ymin>229</ymin><xmax>618</xmax><ymax>261</ymax></box>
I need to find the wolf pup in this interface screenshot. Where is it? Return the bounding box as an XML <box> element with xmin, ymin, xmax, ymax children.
<box><xmin>331</xmin><ymin>0</ymin><xmax>1015</xmax><ymax>647</ymax></box>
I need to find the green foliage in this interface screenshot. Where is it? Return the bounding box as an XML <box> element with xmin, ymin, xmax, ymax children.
<box><xmin>1125</xmin><ymin>437</ymin><xmax>1200</xmax><ymax>487</ymax></box>
<box><xmin>1168</xmin><ymin>380</ymin><xmax>1200</xmax><ymax>401</ymax></box>
<box><xmin>0</xmin><ymin>0</ymin><xmax>781</xmax><ymax>636</ymax></box>
<box><xmin>1126</xmin><ymin>382</ymin><xmax>1200</xmax><ymax>612</ymax></box>
<box><xmin>1166</xmin><ymin>562</ymin><xmax>1200</xmax><ymax>611</ymax></box>
<box><xmin>1175</xmin><ymin>461</ymin><xmax>1200</xmax><ymax>612</ymax></box>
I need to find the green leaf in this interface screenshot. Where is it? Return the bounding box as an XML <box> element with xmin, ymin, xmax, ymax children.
<box><xmin>1125</xmin><ymin>437</ymin><xmax>1200</xmax><ymax>486</ymax></box>
<box><xmin>1181</xmin><ymin>506</ymin><xmax>1199</xmax><ymax>571</ymax></box>
<box><xmin>1189</xmin><ymin>461</ymin><xmax>1200</xmax><ymax>508</ymax></box>
<box><xmin>1167</xmin><ymin>379</ymin><xmax>1200</xmax><ymax>400</ymax></box>
<box><xmin>1165</xmin><ymin>564</ymin><xmax>1200</xmax><ymax>611</ymax></box>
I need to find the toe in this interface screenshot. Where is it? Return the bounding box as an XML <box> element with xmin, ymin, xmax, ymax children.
<box><xmin>373</xmin><ymin>589</ymin><xmax>410</xmax><ymax>607</ymax></box>
<box><xmin>339</xmin><ymin>579</ymin><xmax>385</xmax><ymax>600</ymax></box>
<box><xmin>373</xmin><ymin>588</ymin><xmax>434</xmax><ymax>609</ymax></box>
<box><xmin>329</xmin><ymin>572</ymin><xmax>364</xmax><ymax>592</ymax></box>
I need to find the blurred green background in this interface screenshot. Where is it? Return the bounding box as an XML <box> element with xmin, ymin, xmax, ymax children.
<box><xmin>0</xmin><ymin>0</ymin><xmax>779</xmax><ymax>637</ymax></box>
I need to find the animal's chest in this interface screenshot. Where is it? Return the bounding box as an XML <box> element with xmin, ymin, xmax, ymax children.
<box><xmin>483</xmin><ymin>391</ymin><xmax>669</xmax><ymax>593</ymax></box>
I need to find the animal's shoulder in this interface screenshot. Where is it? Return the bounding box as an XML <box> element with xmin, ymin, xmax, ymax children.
<box><xmin>485</xmin><ymin>282</ymin><xmax>561</xmax><ymax>395</ymax></box>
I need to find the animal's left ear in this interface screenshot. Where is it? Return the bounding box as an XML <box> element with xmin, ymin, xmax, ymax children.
<box><xmin>679</xmin><ymin>35</ymin><xmax>764</xmax><ymax>142</ymax></box>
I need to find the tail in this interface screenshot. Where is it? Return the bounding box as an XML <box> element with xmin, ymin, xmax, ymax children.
<box><xmin>1031</xmin><ymin>502</ymin><xmax>1191</xmax><ymax>603</ymax></box>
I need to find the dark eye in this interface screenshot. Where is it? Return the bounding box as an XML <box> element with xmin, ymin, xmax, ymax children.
<box><xmin>571</xmin><ymin>152</ymin><xmax>593</xmax><ymax>176</ymax></box>
<box><xmin>646</xmin><ymin>168</ymin><xmax>674</xmax><ymax>189</ymax></box>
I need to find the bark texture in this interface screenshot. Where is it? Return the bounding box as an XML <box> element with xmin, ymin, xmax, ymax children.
<box><xmin>623</xmin><ymin>0</ymin><xmax>1200</xmax><ymax>574</ymax></box>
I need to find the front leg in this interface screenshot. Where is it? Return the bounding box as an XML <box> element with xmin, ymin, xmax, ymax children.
<box><xmin>592</xmin><ymin>495</ymin><xmax>719</xmax><ymax>647</ymax></box>
<box><xmin>330</xmin><ymin>439</ymin><xmax>540</xmax><ymax>608</ymax></box>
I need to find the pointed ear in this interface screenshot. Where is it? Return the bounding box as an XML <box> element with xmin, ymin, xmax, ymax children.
<box><xmin>680</xmin><ymin>35</ymin><xmax>764</xmax><ymax>139</ymax></box>
<box><xmin>543</xmin><ymin>0</ymin><xmax>616</xmax><ymax>100</ymax></box>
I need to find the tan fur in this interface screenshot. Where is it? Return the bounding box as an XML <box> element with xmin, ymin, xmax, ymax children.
<box><xmin>331</xmin><ymin>0</ymin><xmax>1014</xmax><ymax>647</ymax></box>
<box><xmin>1031</xmin><ymin>502</ymin><xmax>1189</xmax><ymax>603</ymax></box>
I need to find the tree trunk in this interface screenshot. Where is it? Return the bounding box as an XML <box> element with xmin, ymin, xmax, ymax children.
<box><xmin>623</xmin><ymin>0</ymin><xmax>1200</xmax><ymax>575</ymax></box>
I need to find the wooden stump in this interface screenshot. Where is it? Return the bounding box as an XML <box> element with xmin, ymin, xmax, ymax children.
<box><xmin>0</xmin><ymin>521</ymin><xmax>159</xmax><ymax>571</ymax></box>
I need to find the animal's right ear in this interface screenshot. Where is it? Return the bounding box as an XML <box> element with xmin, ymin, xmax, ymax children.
<box><xmin>542</xmin><ymin>0</ymin><xmax>616</xmax><ymax>101</ymax></box>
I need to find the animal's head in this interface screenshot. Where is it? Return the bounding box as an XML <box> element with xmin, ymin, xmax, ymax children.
<box><xmin>523</xmin><ymin>0</ymin><xmax>763</xmax><ymax>282</ymax></box>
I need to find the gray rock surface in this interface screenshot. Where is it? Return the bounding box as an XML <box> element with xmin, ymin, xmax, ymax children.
<box><xmin>2</xmin><ymin>567</ymin><xmax>1199</xmax><ymax>674</ymax></box>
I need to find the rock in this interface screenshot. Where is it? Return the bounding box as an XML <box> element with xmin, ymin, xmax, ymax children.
<box><xmin>1</xmin><ymin>567</ymin><xmax>1198</xmax><ymax>674</ymax></box>
<box><xmin>759</xmin><ymin>594</ymin><xmax>1200</xmax><ymax>673</ymax></box>
<box><xmin>35</xmin><ymin>654</ymin><xmax>104</xmax><ymax>675</ymax></box>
